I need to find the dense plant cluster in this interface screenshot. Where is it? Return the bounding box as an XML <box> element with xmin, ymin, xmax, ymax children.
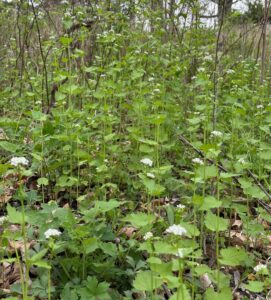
<box><xmin>0</xmin><ymin>1</ymin><xmax>270</xmax><ymax>299</ymax></box>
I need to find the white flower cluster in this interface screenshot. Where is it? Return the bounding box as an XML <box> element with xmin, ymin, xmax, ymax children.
<box><xmin>10</xmin><ymin>157</ymin><xmax>29</xmax><ymax>167</ymax></box>
<box><xmin>203</xmin><ymin>54</ymin><xmax>212</xmax><ymax>62</ymax></box>
<box><xmin>177</xmin><ymin>248</ymin><xmax>185</xmax><ymax>258</ymax></box>
<box><xmin>0</xmin><ymin>216</ymin><xmax>8</xmax><ymax>225</ymax></box>
<box><xmin>198</xmin><ymin>67</ymin><xmax>205</xmax><ymax>73</ymax></box>
<box><xmin>44</xmin><ymin>229</ymin><xmax>62</xmax><ymax>239</ymax></box>
<box><xmin>143</xmin><ymin>232</ymin><xmax>153</xmax><ymax>240</ymax></box>
<box><xmin>226</xmin><ymin>69</ymin><xmax>235</xmax><ymax>74</ymax></box>
<box><xmin>254</xmin><ymin>263</ymin><xmax>267</xmax><ymax>273</ymax></box>
<box><xmin>140</xmin><ymin>158</ymin><xmax>153</xmax><ymax>167</ymax></box>
<box><xmin>146</xmin><ymin>173</ymin><xmax>155</xmax><ymax>179</ymax></box>
<box><xmin>165</xmin><ymin>224</ymin><xmax>187</xmax><ymax>236</ymax></box>
<box><xmin>211</xmin><ymin>130</ymin><xmax>223</xmax><ymax>138</ymax></box>
<box><xmin>238</xmin><ymin>158</ymin><xmax>246</xmax><ymax>165</ymax></box>
<box><xmin>257</xmin><ymin>104</ymin><xmax>264</xmax><ymax>109</ymax></box>
<box><xmin>177</xmin><ymin>204</ymin><xmax>185</xmax><ymax>209</ymax></box>
<box><xmin>192</xmin><ymin>158</ymin><xmax>204</xmax><ymax>165</ymax></box>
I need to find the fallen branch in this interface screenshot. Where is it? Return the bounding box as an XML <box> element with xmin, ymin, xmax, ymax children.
<box><xmin>178</xmin><ymin>134</ymin><xmax>271</xmax><ymax>214</ymax></box>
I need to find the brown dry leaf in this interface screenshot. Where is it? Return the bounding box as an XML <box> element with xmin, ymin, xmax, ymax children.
<box><xmin>0</xmin><ymin>188</ymin><xmax>12</xmax><ymax>205</ymax></box>
<box><xmin>0</xmin><ymin>128</ymin><xmax>8</xmax><ymax>140</ymax></box>
<box><xmin>247</xmin><ymin>273</ymin><xmax>256</xmax><ymax>281</ymax></box>
<box><xmin>8</xmin><ymin>240</ymin><xmax>35</xmax><ymax>256</ymax></box>
<box><xmin>119</xmin><ymin>226</ymin><xmax>137</xmax><ymax>238</ymax></box>
<box><xmin>63</xmin><ymin>203</ymin><xmax>70</xmax><ymax>209</ymax></box>
<box><xmin>230</xmin><ymin>230</ymin><xmax>247</xmax><ymax>247</ymax></box>
<box><xmin>0</xmin><ymin>262</ymin><xmax>21</xmax><ymax>289</ymax></box>
<box><xmin>231</xmin><ymin>219</ymin><xmax>242</xmax><ymax>229</ymax></box>
<box><xmin>8</xmin><ymin>224</ymin><xmax>21</xmax><ymax>233</ymax></box>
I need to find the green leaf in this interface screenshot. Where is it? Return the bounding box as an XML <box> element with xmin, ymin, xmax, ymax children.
<box><xmin>199</xmin><ymin>196</ymin><xmax>222</xmax><ymax>211</ymax></box>
<box><xmin>0</xmin><ymin>164</ymin><xmax>9</xmax><ymax>175</ymax></box>
<box><xmin>133</xmin><ymin>271</ymin><xmax>163</xmax><ymax>292</ymax></box>
<box><xmin>32</xmin><ymin>260</ymin><xmax>51</xmax><ymax>269</ymax></box>
<box><xmin>94</xmin><ymin>200</ymin><xmax>122</xmax><ymax>213</ymax></box>
<box><xmin>166</xmin><ymin>205</ymin><xmax>175</xmax><ymax>225</ymax></box>
<box><xmin>169</xmin><ymin>285</ymin><xmax>191</xmax><ymax>300</ymax></box>
<box><xmin>138</xmin><ymin>138</ymin><xmax>158</xmax><ymax>146</ymax></box>
<box><xmin>242</xmin><ymin>281</ymin><xmax>264</xmax><ymax>293</ymax></box>
<box><xmin>30</xmin><ymin>249</ymin><xmax>48</xmax><ymax>262</ymax></box>
<box><xmin>153</xmin><ymin>241</ymin><xmax>177</xmax><ymax>255</ymax></box>
<box><xmin>220</xmin><ymin>172</ymin><xmax>240</xmax><ymax>178</ymax></box>
<box><xmin>79</xmin><ymin>276</ymin><xmax>110</xmax><ymax>300</ymax></box>
<box><xmin>82</xmin><ymin>238</ymin><xmax>99</xmax><ymax>254</ymax></box>
<box><xmin>196</xmin><ymin>165</ymin><xmax>217</xmax><ymax>179</ymax></box>
<box><xmin>37</xmin><ymin>177</ymin><xmax>49</xmax><ymax>186</ymax></box>
<box><xmin>205</xmin><ymin>211</ymin><xmax>228</xmax><ymax>232</ymax></box>
<box><xmin>179</xmin><ymin>222</ymin><xmax>200</xmax><ymax>237</ymax></box>
<box><xmin>219</xmin><ymin>247</ymin><xmax>251</xmax><ymax>266</ymax></box>
<box><xmin>123</xmin><ymin>212</ymin><xmax>155</xmax><ymax>228</ymax></box>
<box><xmin>0</xmin><ymin>141</ymin><xmax>19</xmax><ymax>153</ymax></box>
<box><xmin>205</xmin><ymin>287</ymin><xmax>232</xmax><ymax>300</ymax></box>
<box><xmin>7</xmin><ymin>204</ymin><xmax>28</xmax><ymax>224</ymax></box>
<box><xmin>141</xmin><ymin>177</ymin><xmax>165</xmax><ymax>196</ymax></box>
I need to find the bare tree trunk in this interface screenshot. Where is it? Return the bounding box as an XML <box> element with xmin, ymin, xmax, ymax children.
<box><xmin>261</xmin><ymin>0</ymin><xmax>270</xmax><ymax>83</ymax></box>
<box><xmin>215</xmin><ymin>0</ymin><xmax>233</xmax><ymax>24</ymax></box>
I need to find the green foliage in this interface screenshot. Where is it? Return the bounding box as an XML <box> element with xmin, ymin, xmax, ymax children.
<box><xmin>0</xmin><ymin>0</ymin><xmax>270</xmax><ymax>299</ymax></box>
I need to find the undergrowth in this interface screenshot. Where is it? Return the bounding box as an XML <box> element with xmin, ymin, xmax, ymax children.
<box><xmin>0</xmin><ymin>1</ymin><xmax>271</xmax><ymax>299</ymax></box>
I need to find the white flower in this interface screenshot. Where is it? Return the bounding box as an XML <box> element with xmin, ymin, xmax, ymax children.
<box><xmin>192</xmin><ymin>158</ymin><xmax>204</xmax><ymax>165</ymax></box>
<box><xmin>177</xmin><ymin>204</ymin><xmax>185</xmax><ymax>209</ymax></box>
<box><xmin>198</xmin><ymin>67</ymin><xmax>205</xmax><ymax>72</ymax></box>
<box><xmin>44</xmin><ymin>229</ymin><xmax>62</xmax><ymax>239</ymax></box>
<box><xmin>203</xmin><ymin>55</ymin><xmax>212</xmax><ymax>62</ymax></box>
<box><xmin>0</xmin><ymin>216</ymin><xmax>8</xmax><ymax>225</ymax></box>
<box><xmin>143</xmin><ymin>232</ymin><xmax>153</xmax><ymax>240</ymax></box>
<box><xmin>257</xmin><ymin>104</ymin><xmax>264</xmax><ymax>109</ymax></box>
<box><xmin>238</xmin><ymin>158</ymin><xmax>246</xmax><ymax>165</ymax></box>
<box><xmin>226</xmin><ymin>69</ymin><xmax>235</xmax><ymax>74</ymax></box>
<box><xmin>100</xmin><ymin>74</ymin><xmax>106</xmax><ymax>78</ymax></box>
<box><xmin>153</xmin><ymin>88</ymin><xmax>160</xmax><ymax>93</ymax></box>
<box><xmin>165</xmin><ymin>224</ymin><xmax>187</xmax><ymax>236</ymax></box>
<box><xmin>10</xmin><ymin>157</ymin><xmax>29</xmax><ymax>167</ymax></box>
<box><xmin>146</xmin><ymin>172</ymin><xmax>155</xmax><ymax>179</ymax></box>
<box><xmin>140</xmin><ymin>158</ymin><xmax>153</xmax><ymax>167</ymax></box>
<box><xmin>211</xmin><ymin>130</ymin><xmax>223</xmax><ymax>138</ymax></box>
<box><xmin>177</xmin><ymin>248</ymin><xmax>185</xmax><ymax>258</ymax></box>
<box><xmin>254</xmin><ymin>264</ymin><xmax>267</xmax><ymax>273</ymax></box>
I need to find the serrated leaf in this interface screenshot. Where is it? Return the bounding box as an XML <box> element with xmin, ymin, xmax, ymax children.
<box><xmin>94</xmin><ymin>200</ymin><xmax>122</xmax><ymax>213</ymax></box>
<box><xmin>37</xmin><ymin>177</ymin><xmax>49</xmax><ymax>186</ymax></box>
<box><xmin>169</xmin><ymin>284</ymin><xmax>191</xmax><ymax>300</ymax></box>
<box><xmin>30</xmin><ymin>249</ymin><xmax>48</xmax><ymax>262</ymax></box>
<box><xmin>219</xmin><ymin>247</ymin><xmax>250</xmax><ymax>266</ymax></box>
<box><xmin>205</xmin><ymin>211</ymin><xmax>228</xmax><ymax>232</ymax></box>
<box><xmin>205</xmin><ymin>287</ymin><xmax>232</xmax><ymax>300</ymax></box>
<box><xmin>123</xmin><ymin>212</ymin><xmax>155</xmax><ymax>228</ymax></box>
<box><xmin>199</xmin><ymin>196</ymin><xmax>222</xmax><ymax>211</ymax></box>
<box><xmin>0</xmin><ymin>141</ymin><xmax>19</xmax><ymax>153</ymax></box>
<box><xmin>242</xmin><ymin>281</ymin><xmax>264</xmax><ymax>293</ymax></box>
<box><xmin>33</xmin><ymin>260</ymin><xmax>51</xmax><ymax>269</ymax></box>
<box><xmin>141</xmin><ymin>177</ymin><xmax>165</xmax><ymax>196</ymax></box>
<box><xmin>82</xmin><ymin>238</ymin><xmax>99</xmax><ymax>254</ymax></box>
<box><xmin>7</xmin><ymin>204</ymin><xmax>28</xmax><ymax>224</ymax></box>
<box><xmin>153</xmin><ymin>241</ymin><xmax>177</xmax><ymax>254</ymax></box>
<box><xmin>133</xmin><ymin>271</ymin><xmax>163</xmax><ymax>292</ymax></box>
